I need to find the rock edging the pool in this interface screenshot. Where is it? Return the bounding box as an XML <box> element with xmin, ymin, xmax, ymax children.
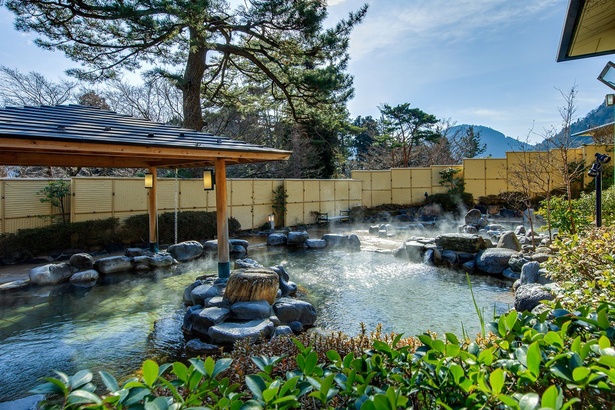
<box><xmin>181</xmin><ymin>259</ymin><xmax>317</xmax><ymax>353</ymax></box>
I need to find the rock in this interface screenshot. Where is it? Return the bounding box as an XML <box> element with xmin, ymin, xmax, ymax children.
<box><xmin>133</xmin><ymin>255</ymin><xmax>151</xmax><ymax>271</ymax></box>
<box><xmin>508</xmin><ymin>254</ymin><xmax>532</xmax><ymax>272</ymax></box>
<box><xmin>465</xmin><ymin>208</ymin><xmax>482</xmax><ymax>225</ymax></box>
<box><xmin>368</xmin><ymin>225</ymin><xmax>380</xmax><ymax>234</ymax></box>
<box><xmin>204</xmin><ymin>296</ymin><xmax>230</xmax><ymax>309</ymax></box>
<box><xmin>150</xmin><ymin>253</ymin><xmax>175</xmax><ymax>267</ymax></box>
<box><xmin>435</xmin><ymin>233</ymin><xmax>486</xmax><ymax>253</ymax></box>
<box><xmin>269</xmin><ymin>315</ymin><xmax>282</xmax><ymax>326</ymax></box>
<box><xmin>287</xmin><ymin>231</ymin><xmax>309</xmax><ymax>247</ymax></box>
<box><xmin>519</xmin><ymin>261</ymin><xmax>540</xmax><ymax>284</ymax></box>
<box><xmin>270</xmin><ymin>265</ymin><xmax>297</xmax><ymax>297</ymax></box>
<box><xmin>273</xmin><ymin>326</ymin><xmax>293</xmax><ymax>337</ymax></box>
<box><xmin>235</xmin><ymin>258</ymin><xmax>263</xmax><ymax>269</ymax></box>
<box><xmin>500</xmin><ymin>208</ymin><xmax>516</xmax><ymax>218</ymax></box>
<box><xmin>167</xmin><ymin>241</ymin><xmax>203</xmax><ymax>262</ymax></box>
<box><xmin>267</xmin><ymin>233</ymin><xmax>288</xmax><ymax>246</ymax></box>
<box><xmin>514</xmin><ymin>225</ymin><xmax>526</xmax><ymax>235</ymax></box>
<box><xmin>202</xmin><ymin>240</ymin><xmax>219</xmax><ymax>253</ymax></box>
<box><xmin>69</xmin><ymin>253</ymin><xmax>94</xmax><ymax>270</ymax></box>
<box><xmin>537</xmin><ymin>268</ymin><xmax>553</xmax><ymax>285</ymax></box>
<box><xmin>441</xmin><ymin>250</ymin><xmax>458</xmax><ymax>266</ymax></box>
<box><xmin>306</xmin><ymin>239</ymin><xmax>327</xmax><ymax>249</ymax></box>
<box><xmin>94</xmin><ymin>256</ymin><xmax>133</xmax><ymax>274</ymax></box>
<box><xmin>288</xmin><ymin>321</ymin><xmax>304</xmax><ymax>333</ymax></box>
<box><xmin>29</xmin><ymin>263</ymin><xmax>73</xmax><ymax>285</ymax></box>
<box><xmin>208</xmin><ymin>318</ymin><xmax>274</xmax><ymax>344</ymax></box>
<box><xmin>478</xmin><ymin>218</ymin><xmax>489</xmax><ymax>228</ymax></box>
<box><xmin>191</xmin><ymin>284</ymin><xmax>220</xmax><ymax>305</ymax></box>
<box><xmin>225</xmin><ymin>268</ymin><xmax>279</xmax><ymax>304</ymax></box>
<box><xmin>514</xmin><ymin>284</ymin><xmax>554</xmax><ymax>312</ymax></box>
<box><xmin>535</xmin><ymin>246</ymin><xmax>552</xmax><ymax>254</ymax></box>
<box><xmin>497</xmin><ymin>231</ymin><xmax>521</xmax><ymax>251</ymax></box>
<box><xmin>322</xmin><ymin>234</ymin><xmax>361</xmax><ymax>250</ymax></box>
<box><xmin>502</xmin><ymin>268</ymin><xmax>520</xmax><ymax>281</ymax></box>
<box><xmin>183</xmin><ymin>280</ymin><xmax>202</xmax><ymax>305</ymax></box>
<box><xmin>191</xmin><ymin>307</ymin><xmax>231</xmax><ymax>336</ymax></box>
<box><xmin>230</xmin><ymin>244</ymin><xmax>247</xmax><ymax>255</ymax></box>
<box><xmin>69</xmin><ymin>269</ymin><xmax>99</xmax><ymax>283</ymax></box>
<box><xmin>464</xmin><ymin>225</ymin><xmax>478</xmax><ymax>234</ymax></box>
<box><xmin>125</xmin><ymin>248</ymin><xmax>145</xmax><ymax>257</ymax></box>
<box><xmin>273</xmin><ymin>297</ymin><xmax>317</xmax><ymax>327</ymax></box>
<box><xmin>182</xmin><ymin>305</ymin><xmax>202</xmax><ymax>334</ymax></box>
<box><xmin>231</xmin><ymin>300</ymin><xmax>272</xmax><ymax>320</ymax></box>
<box><xmin>532</xmin><ymin>253</ymin><xmax>550</xmax><ymax>263</ymax></box>
<box><xmin>404</xmin><ymin>241</ymin><xmax>426</xmax><ymax>262</ymax></box>
<box><xmin>475</xmin><ymin>248</ymin><xmax>519</xmax><ymax>275</ymax></box>
<box><xmin>185</xmin><ymin>339</ymin><xmax>221</xmax><ymax>355</ymax></box>
<box><xmin>230</xmin><ymin>239</ymin><xmax>250</xmax><ymax>250</ymax></box>
<box><xmin>461</xmin><ymin>261</ymin><xmax>475</xmax><ymax>274</ymax></box>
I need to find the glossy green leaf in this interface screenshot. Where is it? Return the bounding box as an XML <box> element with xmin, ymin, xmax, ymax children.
<box><xmin>518</xmin><ymin>393</ymin><xmax>539</xmax><ymax>410</ymax></box>
<box><xmin>245</xmin><ymin>375</ymin><xmax>266</xmax><ymax>401</ymax></box>
<box><xmin>526</xmin><ymin>342</ymin><xmax>541</xmax><ymax>377</ymax></box>
<box><xmin>144</xmin><ymin>396</ymin><xmax>169</xmax><ymax>410</ymax></box>
<box><xmin>99</xmin><ymin>371</ymin><xmax>119</xmax><ymax>393</ymax></box>
<box><xmin>67</xmin><ymin>390</ymin><xmax>102</xmax><ymax>405</ymax></box>
<box><xmin>142</xmin><ymin>360</ymin><xmax>159</xmax><ymax>387</ymax></box>
<box><xmin>541</xmin><ymin>385</ymin><xmax>561</xmax><ymax>409</ymax></box>
<box><xmin>490</xmin><ymin>368</ymin><xmax>505</xmax><ymax>394</ymax></box>
<box><xmin>572</xmin><ymin>366</ymin><xmax>591</xmax><ymax>382</ymax></box>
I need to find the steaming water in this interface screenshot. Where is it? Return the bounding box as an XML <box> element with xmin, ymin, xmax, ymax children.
<box><xmin>0</xmin><ymin>246</ymin><xmax>513</xmax><ymax>402</ymax></box>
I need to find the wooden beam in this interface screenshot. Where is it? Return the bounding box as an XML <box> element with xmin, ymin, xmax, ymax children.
<box><xmin>147</xmin><ymin>167</ymin><xmax>159</xmax><ymax>252</ymax></box>
<box><xmin>215</xmin><ymin>159</ymin><xmax>230</xmax><ymax>278</ymax></box>
<box><xmin>0</xmin><ymin>138</ymin><xmax>292</xmax><ymax>163</ymax></box>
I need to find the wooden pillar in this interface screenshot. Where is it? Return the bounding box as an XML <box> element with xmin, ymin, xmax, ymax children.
<box><xmin>215</xmin><ymin>159</ymin><xmax>230</xmax><ymax>278</ymax></box>
<box><xmin>147</xmin><ymin>166</ymin><xmax>159</xmax><ymax>252</ymax></box>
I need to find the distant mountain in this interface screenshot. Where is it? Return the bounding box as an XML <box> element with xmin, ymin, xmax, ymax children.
<box><xmin>449</xmin><ymin>125</ymin><xmax>532</xmax><ymax>158</ymax></box>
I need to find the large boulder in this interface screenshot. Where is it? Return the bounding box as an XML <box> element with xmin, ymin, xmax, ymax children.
<box><xmin>267</xmin><ymin>233</ymin><xmax>288</xmax><ymax>246</ymax></box>
<box><xmin>150</xmin><ymin>253</ymin><xmax>175</xmax><ymax>268</ymax></box>
<box><xmin>435</xmin><ymin>234</ymin><xmax>486</xmax><ymax>253</ymax></box>
<box><xmin>69</xmin><ymin>269</ymin><xmax>99</xmax><ymax>283</ymax></box>
<box><xmin>497</xmin><ymin>231</ymin><xmax>521</xmax><ymax>251</ymax></box>
<box><xmin>29</xmin><ymin>263</ymin><xmax>73</xmax><ymax>285</ymax></box>
<box><xmin>167</xmin><ymin>241</ymin><xmax>203</xmax><ymax>262</ymax></box>
<box><xmin>94</xmin><ymin>256</ymin><xmax>133</xmax><ymax>274</ymax></box>
<box><xmin>519</xmin><ymin>261</ymin><xmax>540</xmax><ymax>284</ymax></box>
<box><xmin>235</xmin><ymin>258</ymin><xmax>263</xmax><ymax>269</ymax></box>
<box><xmin>185</xmin><ymin>339</ymin><xmax>221</xmax><ymax>355</ymax></box>
<box><xmin>190</xmin><ymin>284</ymin><xmax>220</xmax><ymax>306</ymax></box>
<box><xmin>69</xmin><ymin>253</ymin><xmax>94</xmax><ymax>270</ymax></box>
<box><xmin>273</xmin><ymin>297</ymin><xmax>317</xmax><ymax>327</ymax></box>
<box><xmin>306</xmin><ymin>239</ymin><xmax>326</xmax><ymax>249</ymax></box>
<box><xmin>208</xmin><ymin>318</ymin><xmax>274</xmax><ymax>344</ymax></box>
<box><xmin>475</xmin><ymin>248</ymin><xmax>519</xmax><ymax>275</ymax></box>
<box><xmin>464</xmin><ymin>209</ymin><xmax>482</xmax><ymax>225</ymax></box>
<box><xmin>231</xmin><ymin>300</ymin><xmax>272</xmax><ymax>320</ymax></box>
<box><xmin>322</xmin><ymin>234</ymin><xmax>361</xmax><ymax>250</ymax></box>
<box><xmin>190</xmin><ymin>307</ymin><xmax>231</xmax><ymax>336</ymax></box>
<box><xmin>287</xmin><ymin>231</ymin><xmax>309</xmax><ymax>247</ymax></box>
<box><xmin>514</xmin><ymin>284</ymin><xmax>555</xmax><ymax>312</ymax></box>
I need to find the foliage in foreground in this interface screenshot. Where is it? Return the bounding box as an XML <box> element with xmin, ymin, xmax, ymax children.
<box><xmin>32</xmin><ymin>301</ymin><xmax>615</xmax><ymax>409</ymax></box>
<box><xmin>544</xmin><ymin>226</ymin><xmax>615</xmax><ymax>310</ymax></box>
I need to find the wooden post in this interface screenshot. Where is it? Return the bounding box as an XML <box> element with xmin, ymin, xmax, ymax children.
<box><xmin>147</xmin><ymin>166</ymin><xmax>159</xmax><ymax>252</ymax></box>
<box><xmin>215</xmin><ymin>159</ymin><xmax>230</xmax><ymax>278</ymax></box>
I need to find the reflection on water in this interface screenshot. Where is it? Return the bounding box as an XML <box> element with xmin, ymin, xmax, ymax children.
<box><xmin>0</xmin><ymin>248</ymin><xmax>513</xmax><ymax>402</ymax></box>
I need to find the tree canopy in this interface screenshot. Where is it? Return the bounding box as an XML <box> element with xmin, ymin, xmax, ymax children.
<box><xmin>7</xmin><ymin>0</ymin><xmax>367</xmax><ymax>131</ymax></box>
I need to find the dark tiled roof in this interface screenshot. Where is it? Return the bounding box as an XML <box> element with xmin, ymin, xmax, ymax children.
<box><xmin>0</xmin><ymin>104</ymin><xmax>291</xmax><ymax>167</ymax></box>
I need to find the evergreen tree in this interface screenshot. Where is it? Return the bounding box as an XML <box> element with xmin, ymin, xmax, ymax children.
<box><xmin>8</xmin><ymin>0</ymin><xmax>367</xmax><ymax>131</ymax></box>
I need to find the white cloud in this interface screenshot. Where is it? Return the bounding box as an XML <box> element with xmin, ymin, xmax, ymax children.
<box><xmin>349</xmin><ymin>0</ymin><xmax>561</xmax><ymax>59</ymax></box>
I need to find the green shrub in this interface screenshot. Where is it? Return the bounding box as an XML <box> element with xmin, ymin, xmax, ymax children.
<box><xmin>0</xmin><ymin>218</ymin><xmax>120</xmax><ymax>259</ymax></box>
<box><xmin>120</xmin><ymin>211</ymin><xmax>240</xmax><ymax>244</ymax></box>
<box><xmin>32</xmin><ymin>302</ymin><xmax>615</xmax><ymax>409</ymax></box>
<box><xmin>425</xmin><ymin>192</ymin><xmax>474</xmax><ymax>214</ymax></box>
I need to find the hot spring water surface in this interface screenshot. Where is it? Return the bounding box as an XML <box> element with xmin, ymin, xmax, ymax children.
<box><xmin>0</xmin><ymin>247</ymin><xmax>513</xmax><ymax>401</ymax></box>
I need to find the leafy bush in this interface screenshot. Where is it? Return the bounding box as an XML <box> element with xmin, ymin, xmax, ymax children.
<box><xmin>120</xmin><ymin>211</ymin><xmax>241</xmax><ymax>244</ymax></box>
<box><xmin>544</xmin><ymin>226</ymin><xmax>615</xmax><ymax>309</ymax></box>
<box><xmin>425</xmin><ymin>192</ymin><xmax>474</xmax><ymax>214</ymax></box>
<box><xmin>0</xmin><ymin>218</ymin><xmax>120</xmax><ymax>259</ymax></box>
<box><xmin>32</xmin><ymin>302</ymin><xmax>615</xmax><ymax>409</ymax></box>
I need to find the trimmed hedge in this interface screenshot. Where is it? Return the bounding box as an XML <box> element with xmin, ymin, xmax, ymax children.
<box><xmin>120</xmin><ymin>211</ymin><xmax>241</xmax><ymax>244</ymax></box>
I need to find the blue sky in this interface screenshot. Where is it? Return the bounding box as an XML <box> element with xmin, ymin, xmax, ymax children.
<box><xmin>0</xmin><ymin>0</ymin><xmax>613</xmax><ymax>143</ymax></box>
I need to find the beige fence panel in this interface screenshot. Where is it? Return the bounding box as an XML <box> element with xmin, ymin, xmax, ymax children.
<box><xmin>285</xmin><ymin>180</ymin><xmax>304</xmax><ymax>204</ymax></box>
<box><xmin>304</xmin><ymin>180</ymin><xmax>320</xmax><ymax>203</ymax></box>
<box><xmin>391</xmin><ymin>169</ymin><xmax>411</xmax><ymax>188</ymax></box>
<box><xmin>72</xmin><ymin>178</ymin><xmax>113</xmax><ymax>222</ymax></box>
<box><xmin>253</xmin><ymin>180</ymin><xmax>274</xmax><ymax>205</ymax></box>
<box><xmin>230</xmin><ymin>180</ymin><xmax>254</xmax><ymax>207</ymax></box>
<box><xmin>230</xmin><ymin>205</ymin><xmax>253</xmax><ymax>230</ymax></box>
<box><xmin>2</xmin><ymin>179</ymin><xmax>59</xmax><ymax>233</ymax></box>
<box><xmin>180</xmin><ymin>180</ymin><xmax>209</xmax><ymax>210</ymax></box>
<box><xmin>464</xmin><ymin>158</ymin><xmax>486</xmax><ymax>180</ymax></box>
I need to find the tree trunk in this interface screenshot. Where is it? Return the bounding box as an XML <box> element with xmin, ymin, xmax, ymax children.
<box><xmin>181</xmin><ymin>30</ymin><xmax>207</xmax><ymax>131</ymax></box>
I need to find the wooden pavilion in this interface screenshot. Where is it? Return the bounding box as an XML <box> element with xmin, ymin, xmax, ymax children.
<box><xmin>0</xmin><ymin>104</ymin><xmax>291</xmax><ymax>277</ymax></box>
